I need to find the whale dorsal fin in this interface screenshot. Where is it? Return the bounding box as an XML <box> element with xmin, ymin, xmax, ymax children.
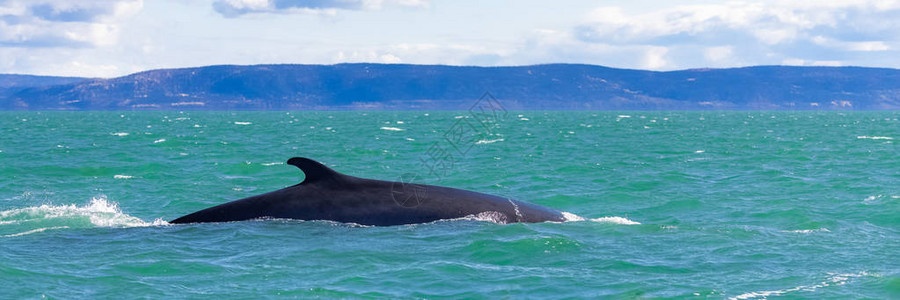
<box><xmin>287</xmin><ymin>157</ymin><xmax>343</xmax><ymax>184</ymax></box>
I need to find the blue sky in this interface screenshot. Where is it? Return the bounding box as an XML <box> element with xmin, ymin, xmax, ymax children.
<box><xmin>2</xmin><ymin>0</ymin><xmax>899</xmax><ymax>77</ymax></box>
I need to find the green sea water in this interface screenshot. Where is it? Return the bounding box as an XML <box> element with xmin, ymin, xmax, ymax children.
<box><xmin>1</xmin><ymin>111</ymin><xmax>898</xmax><ymax>299</ymax></box>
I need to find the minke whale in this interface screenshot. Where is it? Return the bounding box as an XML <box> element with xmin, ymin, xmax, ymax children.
<box><xmin>171</xmin><ymin>157</ymin><xmax>566</xmax><ymax>226</ymax></box>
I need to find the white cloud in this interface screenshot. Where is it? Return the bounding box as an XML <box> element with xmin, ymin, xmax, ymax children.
<box><xmin>0</xmin><ymin>47</ymin><xmax>131</xmax><ymax>77</ymax></box>
<box><xmin>782</xmin><ymin>58</ymin><xmax>843</xmax><ymax>67</ymax></box>
<box><xmin>212</xmin><ymin>0</ymin><xmax>428</xmax><ymax>17</ymax></box>
<box><xmin>812</xmin><ymin>36</ymin><xmax>890</xmax><ymax>51</ymax></box>
<box><xmin>60</xmin><ymin>60</ymin><xmax>121</xmax><ymax>77</ymax></box>
<box><xmin>379</xmin><ymin>53</ymin><xmax>402</xmax><ymax>63</ymax></box>
<box><xmin>334</xmin><ymin>50</ymin><xmax>405</xmax><ymax>63</ymax></box>
<box><xmin>846</xmin><ymin>41</ymin><xmax>890</xmax><ymax>51</ymax></box>
<box><xmin>579</xmin><ymin>1</ymin><xmax>900</xmax><ymax>45</ymax></box>
<box><xmin>220</xmin><ymin>0</ymin><xmax>270</xmax><ymax>10</ymax></box>
<box><xmin>0</xmin><ymin>0</ymin><xmax>142</xmax><ymax>48</ymax></box>
<box><xmin>330</xmin><ymin>43</ymin><xmax>506</xmax><ymax>65</ymax></box>
<box><xmin>642</xmin><ymin>46</ymin><xmax>669</xmax><ymax>69</ymax></box>
<box><xmin>7</xmin><ymin>0</ymin><xmax>900</xmax><ymax>77</ymax></box>
<box><xmin>572</xmin><ymin>0</ymin><xmax>900</xmax><ymax>69</ymax></box>
<box><xmin>704</xmin><ymin>46</ymin><xmax>734</xmax><ymax>62</ymax></box>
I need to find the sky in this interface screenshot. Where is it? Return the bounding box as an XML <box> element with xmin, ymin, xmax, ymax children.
<box><xmin>2</xmin><ymin>0</ymin><xmax>900</xmax><ymax>77</ymax></box>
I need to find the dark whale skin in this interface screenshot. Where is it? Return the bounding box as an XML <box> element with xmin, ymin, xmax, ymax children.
<box><xmin>171</xmin><ymin>157</ymin><xmax>566</xmax><ymax>226</ymax></box>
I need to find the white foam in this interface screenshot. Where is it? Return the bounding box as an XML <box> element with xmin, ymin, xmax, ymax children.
<box><xmin>782</xmin><ymin>228</ymin><xmax>830</xmax><ymax>234</ymax></box>
<box><xmin>863</xmin><ymin>195</ymin><xmax>883</xmax><ymax>204</ymax></box>
<box><xmin>561</xmin><ymin>212</ymin><xmax>584</xmax><ymax>221</ymax></box>
<box><xmin>153</xmin><ymin>138</ymin><xmax>166</xmax><ymax>144</ymax></box>
<box><xmin>113</xmin><ymin>175</ymin><xmax>133</xmax><ymax>179</ymax></box>
<box><xmin>730</xmin><ymin>271</ymin><xmax>878</xmax><ymax>300</ymax></box>
<box><xmin>380</xmin><ymin>127</ymin><xmax>404</xmax><ymax>131</ymax></box>
<box><xmin>0</xmin><ymin>196</ymin><xmax>167</xmax><ymax>231</ymax></box>
<box><xmin>110</xmin><ymin>132</ymin><xmax>129</xmax><ymax>136</ymax></box>
<box><xmin>471</xmin><ymin>211</ymin><xmax>509</xmax><ymax>224</ymax></box>
<box><xmin>261</xmin><ymin>162</ymin><xmax>283</xmax><ymax>166</ymax></box>
<box><xmin>234</xmin><ymin>121</ymin><xmax>252</xmax><ymax>125</ymax></box>
<box><xmin>591</xmin><ymin>216</ymin><xmax>641</xmax><ymax>225</ymax></box>
<box><xmin>475</xmin><ymin>138</ymin><xmax>504</xmax><ymax>144</ymax></box>
<box><xmin>561</xmin><ymin>212</ymin><xmax>641</xmax><ymax>225</ymax></box>
<box><xmin>857</xmin><ymin>135</ymin><xmax>893</xmax><ymax>140</ymax></box>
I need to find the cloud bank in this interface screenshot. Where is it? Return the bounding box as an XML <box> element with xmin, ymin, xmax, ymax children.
<box><xmin>4</xmin><ymin>0</ymin><xmax>900</xmax><ymax>77</ymax></box>
<box><xmin>202</xmin><ymin>0</ymin><xmax>900</xmax><ymax>71</ymax></box>
<box><xmin>569</xmin><ymin>0</ymin><xmax>900</xmax><ymax>68</ymax></box>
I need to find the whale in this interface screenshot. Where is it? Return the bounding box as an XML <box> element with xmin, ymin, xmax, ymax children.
<box><xmin>171</xmin><ymin>157</ymin><xmax>566</xmax><ymax>226</ymax></box>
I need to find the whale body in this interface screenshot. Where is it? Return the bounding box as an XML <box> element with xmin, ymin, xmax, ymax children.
<box><xmin>171</xmin><ymin>157</ymin><xmax>566</xmax><ymax>226</ymax></box>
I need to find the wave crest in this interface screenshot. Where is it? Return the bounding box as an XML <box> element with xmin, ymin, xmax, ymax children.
<box><xmin>0</xmin><ymin>196</ymin><xmax>167</xmax><ymax>238</ymax></box>
<box><xmin>730</xmin><ymin>271</ymin><xmax>879</xmax><ymax>300</ymax></box>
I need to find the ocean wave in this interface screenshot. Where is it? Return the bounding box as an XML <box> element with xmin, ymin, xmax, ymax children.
<box><xmin>3</xmin><ymin>226</ymin><xmax>70</xmax><ymax>238</ymax></box>
<box><xmin>475</xmin><ymin>138</ymin><xmax>504</xmax><ymax>144</ymax></box>
<box><xmin>380</xmin><ymin>127</ymin><xmax>404</xmax><ymax>131</ymax></box>
<box><xmin>863</xmin><ymin>194</ymin><xmax>888</xmax><ymax>205</ymax></box>
<box><xmin>729</xmin><ymin>271</ymin><xmax>879</xmax><ymax>300</ymax></box>
<box><xmin>0</xmin><ymin>196</ymin><xmax>167</xmax><ymax>238</ymax></box>
<box><xmin>857</xmin><ymin>135</ymin><xmax>893</xmax><ymax>140</ymax></box>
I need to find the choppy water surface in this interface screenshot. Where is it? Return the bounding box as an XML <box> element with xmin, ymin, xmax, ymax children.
<box><xmin>1</xmin><ymin>111</ymin><xmax>898</xmax><ymax>298</ymax></box>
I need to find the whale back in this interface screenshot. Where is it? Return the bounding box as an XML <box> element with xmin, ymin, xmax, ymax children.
<box><xmin>171</xmin><ymin>157</ymin><xmax>566</xmax><ymax>225</ymax></box>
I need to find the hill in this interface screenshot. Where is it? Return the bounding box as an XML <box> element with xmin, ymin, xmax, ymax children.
<box><xmin>3</xmin><ymin>64</ymin><xmax>900</xmax><ymax>110</ymax></box>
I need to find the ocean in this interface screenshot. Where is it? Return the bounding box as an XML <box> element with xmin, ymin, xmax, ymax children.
<box><xmin>1</xmin><ymin>111</ymin><xmax>898</xmax><ymax>298</ymax></box>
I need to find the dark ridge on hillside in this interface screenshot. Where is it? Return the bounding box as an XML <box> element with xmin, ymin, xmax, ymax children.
<box><xmin>3</xmin><ymin>64</ymin><xmax>900</xmax><ymax>110</ymax></box>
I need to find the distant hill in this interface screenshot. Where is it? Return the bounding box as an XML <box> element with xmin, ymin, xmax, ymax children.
<box><xmin>3</xmin><ymin>64</ymin><xmax>900</xmax><ymax>110</ymax></box>
<box><xmin>0</xmin><ymin>74</ymin><xmax>90</xmax><ymax>107</ymax></box>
